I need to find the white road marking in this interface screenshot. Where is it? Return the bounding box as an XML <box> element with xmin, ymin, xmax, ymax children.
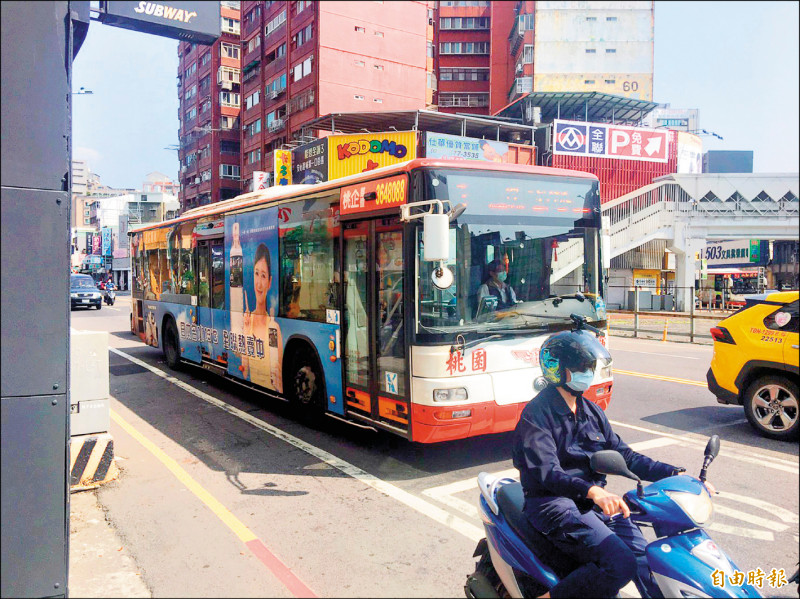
<box><xmin>609</xmin><ymin>420</ymin><xmax>799</xmax><ymax>474</ymax></box>
<box><xmin>109</xmin><ymin>348</ymin><xmax>485</xmax><ymax>542</ymax></box>
<box><xmin>612</xmin><ymin>349</ymin><xmax>700</xmax><ymax>360</ymax></box>
<box><xmin>627</xmin><ymin>437</ymin><xmax>679</xmax><ymax>452</ymax></box>
<box><xmin>707</xmin><ymin>523</ymin><xmax>773</xmax><ymax>541</ymax></box>
<box><xmin>715</xmin><ymin>491</ymin><xmax>799</xmax><ymax>524</ymax></box>
<box><xmin>713</xmin><ymin>505</ymin><xmax>788</xmax><ymax>532</ymax></box>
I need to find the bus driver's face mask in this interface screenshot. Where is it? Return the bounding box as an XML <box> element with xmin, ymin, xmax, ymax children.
<box><xmin>566</xmin><ymin>368</ymin><xmax>594</xmax><ymax>392</ymax></box>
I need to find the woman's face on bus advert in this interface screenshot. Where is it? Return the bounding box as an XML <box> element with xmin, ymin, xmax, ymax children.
<box><xmin>254</xmin><ymin>257</ymin><xmax>271</xmax><ymax>310</ymax></box>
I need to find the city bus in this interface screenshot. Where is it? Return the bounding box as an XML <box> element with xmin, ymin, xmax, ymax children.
<box><xmin>129</xmin><ymin>158</ymin><xmax>611</xmax><ymax>443</ymax></box>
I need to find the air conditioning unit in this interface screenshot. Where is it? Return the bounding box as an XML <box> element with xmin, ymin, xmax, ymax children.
<box><xmin>268</xmin><ymin>89</ymin><xmax>280</xmax><ymax>100</ymax></box>
<box><xmin>194</xmin><ymin>177</ymin><xmax>200</xmax><ymax>184</ymax></box>
<box><xmin>268</xmin><ymin>118</ymin><xmax>285</xmax><ymax>132</ymax></box>
<box><xmin>221</xmin><ymin>80</ymin><xmax>233</xmax><ymax>90</ymax></box>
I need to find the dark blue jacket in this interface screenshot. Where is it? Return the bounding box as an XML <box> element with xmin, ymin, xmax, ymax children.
<box><xmin>512</xmin><ymin>385</ymin><xmax>681</xmax><ymax>509</ymax></box>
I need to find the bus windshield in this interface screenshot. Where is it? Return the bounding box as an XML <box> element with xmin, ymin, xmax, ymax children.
<box><xmin>415</xmin><ymin>168</ymin><xmax>605</xmax><ymax>339</ymax></box>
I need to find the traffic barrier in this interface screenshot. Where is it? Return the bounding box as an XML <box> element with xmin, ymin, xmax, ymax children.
<box><xmin>70</xmin><ymin>432</ymin><xmax>118</xmax><ymax>491</ymax></box>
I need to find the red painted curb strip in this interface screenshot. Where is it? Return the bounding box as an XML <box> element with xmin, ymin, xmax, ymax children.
<box><xmin>245</xmin><ymin>539</ymin><xmax>317</xmax><ymax>598</ymax></box>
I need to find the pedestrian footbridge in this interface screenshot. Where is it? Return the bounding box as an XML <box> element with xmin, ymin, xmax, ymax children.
<box><xmin>600</xmin><ymin>173</ymin><xmax>799</xmax><ymax>310</ymax></box>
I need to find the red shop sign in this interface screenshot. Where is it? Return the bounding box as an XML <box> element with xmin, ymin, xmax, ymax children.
<box><xmin>340</xmin><ymin>174</ymin><xmax>407</xmax><ymax>216</ymax></box>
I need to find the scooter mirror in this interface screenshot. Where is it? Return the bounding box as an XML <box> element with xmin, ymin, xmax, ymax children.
<box><xmin>590</xmin><ymin>450</ymin><xmax>640</xmax><ymax>482</ymax></box>
<box><xmin>704</xmin><ymin>435</ymin><xmax>720</xmax><ymax>460</ymax></box>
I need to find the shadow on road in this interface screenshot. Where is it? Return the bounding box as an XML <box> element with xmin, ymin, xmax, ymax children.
<box><xmin>641</xmin><ymin>406</ymin><xmax>799</xmax><ymax>457</ymax></box>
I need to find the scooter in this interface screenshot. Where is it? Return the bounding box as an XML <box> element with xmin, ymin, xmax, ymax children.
<box><xmin>465</xmin><ymin>435</ymin><xmax>765</xmax><ymax>598</ymax></box>
<box><xmin>103</xmin><ymin>283</ymin><xmax>116</xmax><ymax>306</ymax></box>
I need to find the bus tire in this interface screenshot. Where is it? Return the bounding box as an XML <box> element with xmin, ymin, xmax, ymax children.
<box><xmin>288</xmin><ymin>347</ymin><xmax>325</xmax><ymax>426</ymax></box>
<box><xmin>163</xmin><ymin>318</ymin><xmax>181</xmax><ymax>370</ymax></box>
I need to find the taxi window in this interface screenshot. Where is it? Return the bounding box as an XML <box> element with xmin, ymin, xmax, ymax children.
<box><xmin>764</xmin><ymin>300</ymin><xmax>799</xmax><ymax>333</ymax></box>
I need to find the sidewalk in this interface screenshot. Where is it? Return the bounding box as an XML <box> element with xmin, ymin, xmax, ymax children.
<box><xmin>69</xmin><ymin>486</ymin><xmax>150</xmax><ymax>598</ymax></box>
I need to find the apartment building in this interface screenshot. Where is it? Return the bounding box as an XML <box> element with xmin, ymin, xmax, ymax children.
<box><xmin>238</xmin><ymin>0</ymin><xmax>430</xmax><ymax>191</ymax></box>
<box><xmin>436</xmin><ymin>1</ymin><xmax>654</xmax><ymax>115</ymax></box>
<box><xmin>177</xmin><ymin>1</ymin><xmax>243</xmax><ymax>212</ymax></box>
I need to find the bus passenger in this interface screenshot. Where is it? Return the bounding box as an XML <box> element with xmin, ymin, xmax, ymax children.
<box><xmin>240</xmin><ymin>243</ymin><xmax>283</xmax><ymax>393</ymax></box>
<box><xmin>477</xmin><ymin>259</ymin><xmax>517</xmax><ymax>312</ymax></box>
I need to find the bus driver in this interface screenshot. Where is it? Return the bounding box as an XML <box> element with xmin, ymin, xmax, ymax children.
<box><xmin>477</xmin><ymin>259</ymin><xmax>517</xmax><ymax>312</ymax></box>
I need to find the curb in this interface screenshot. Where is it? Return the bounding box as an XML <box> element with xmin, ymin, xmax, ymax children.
<box><xmin>70</xmin><ymin>432</ymin><xmax>119</xmax><ymax>491</ymax></box>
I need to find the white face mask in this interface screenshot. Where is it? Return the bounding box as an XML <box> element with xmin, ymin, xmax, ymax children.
<box><xmin>566</xmin><ymin>368</ymin><xmax>594</xmax><ymax>392</ymax></box>
<box><xmin>496</xmin><ymin>271</ymin><xmax>507</xmax><ymax>283</ymax></box>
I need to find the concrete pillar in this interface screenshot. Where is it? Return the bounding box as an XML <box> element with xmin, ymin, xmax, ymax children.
<box><xmin>669</xmin><ymin>236</ymin><xmax>706</xmax><ymax>312</ymax></box>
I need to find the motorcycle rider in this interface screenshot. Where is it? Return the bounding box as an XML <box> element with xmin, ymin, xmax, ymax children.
<box><xmin>512</xmin><ymin>330</ymin><xmax>715</xmax><ymax>598</ymax></box>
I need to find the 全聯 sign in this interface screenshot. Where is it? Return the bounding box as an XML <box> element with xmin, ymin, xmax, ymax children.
<box><xmin>553</xmin><ymin>119</ymin><xmax>670</xmax><ymax>163</ymax></box>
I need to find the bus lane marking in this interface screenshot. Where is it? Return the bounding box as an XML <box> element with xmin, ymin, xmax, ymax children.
<box><xmin>109</xmin><ymin>408</ymin><xmax>317</xmax><ymax>599</ymax></box>
<box><xmin>109</xmin><ymin>348</ymin><xmax>485</xmax><ymax>543</ymax></box>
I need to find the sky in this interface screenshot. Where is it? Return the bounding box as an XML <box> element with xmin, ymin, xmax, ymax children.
<box><xmin>71</xmin><ymin>1</ymin><xmax>800</xmax><ymax>190</ymax></box>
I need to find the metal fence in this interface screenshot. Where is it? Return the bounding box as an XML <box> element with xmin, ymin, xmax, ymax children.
<box><xmin>605</xmin><ymin>285</ymin><xmax>733</xmax><ymax>344</ymax></box>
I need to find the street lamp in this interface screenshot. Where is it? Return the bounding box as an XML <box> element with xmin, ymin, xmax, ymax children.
<box><xmin>72</xmin><ymin>86</ymin><xmax>94</xmax><ymax>95</ymax></box>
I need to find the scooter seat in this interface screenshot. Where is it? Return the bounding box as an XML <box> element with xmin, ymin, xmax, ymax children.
<box><xmin>496</xmin><ymin>482</ymin><xmax>580</xmax><ymax>578</ymax></box>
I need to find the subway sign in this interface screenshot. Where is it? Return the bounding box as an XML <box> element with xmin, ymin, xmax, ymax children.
<box><xmin>100</xmin><ymin>1</ymin><xmax>221</xmax><ymax>45</ymax></box>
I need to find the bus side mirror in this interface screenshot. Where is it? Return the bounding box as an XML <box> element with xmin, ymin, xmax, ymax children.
<box><xmin>424</xmin><ymin>213</ymin><xmax>454</xmax><ymax>290</ymax></box>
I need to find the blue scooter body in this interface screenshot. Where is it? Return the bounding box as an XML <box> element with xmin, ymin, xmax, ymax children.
<box><xmin>472</xmin><ymin>472</ymin><xmax>763</xmax><ymax>598</ymax></box>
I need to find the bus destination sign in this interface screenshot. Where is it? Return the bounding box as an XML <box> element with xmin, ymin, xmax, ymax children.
<box><xmin>340</xmin><ymin>175</ymin><xmax>407</xmax><ymax>216</ymax></box>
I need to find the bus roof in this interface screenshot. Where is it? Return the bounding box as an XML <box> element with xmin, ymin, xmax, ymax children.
<box><xmin>130</xmin><ymin>158</ymin><xmax>600</xmax><ymax>234</ymax></box>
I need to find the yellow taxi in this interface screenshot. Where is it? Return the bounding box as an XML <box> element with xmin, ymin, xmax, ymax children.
<box><xmin>707</xmin><ymin>291</ymin><xmax>799</xmax><ymax>440</ymax></box>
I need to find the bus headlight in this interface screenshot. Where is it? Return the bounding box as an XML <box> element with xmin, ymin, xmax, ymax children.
<box><xmin>433</xmin><ymin>387</ymin><xmax>468</xmax><ymax>402</ymax></box>
<box><xmin>600</xmin><ymin>366</ymin><xmax>613</xmax><ymax>379</ymax></box>
<box><xmin>665</xmin><ymin>490</ymin><xmax>714</xmax><ymax>526</ymax></box>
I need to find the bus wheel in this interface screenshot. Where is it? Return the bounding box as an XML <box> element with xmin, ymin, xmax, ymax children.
<box><xmin>163</xmin><ymin>319</ymin><xmax>181</xmax><ymax>370</ymax></box>
<box><xmin>289</xmin><ymin>349</ymin><xmax>325</xmax><ymax>425</ymax></box>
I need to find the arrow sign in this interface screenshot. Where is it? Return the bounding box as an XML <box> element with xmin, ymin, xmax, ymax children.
<box><xmin>645</xmin><ymin>137</ymin><xmax>663</xmax><ymax>156</ymax></box>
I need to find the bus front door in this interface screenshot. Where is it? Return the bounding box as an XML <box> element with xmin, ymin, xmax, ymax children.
<box><xmin>343</xmin><ymin>218</ymin><xmax>410</xmax><ymax>437</ymax></box>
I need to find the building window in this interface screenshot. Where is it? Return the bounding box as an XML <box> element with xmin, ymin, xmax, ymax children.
<box><xmin>427</xmin><ymin>41</ymin><xmax>434</xmax><ymax>58</ymax></box>
<box><xmin>606</xmin><ymin>48</ymin><xmax>616</xmax><ymax>53</ymax></box>
<box><xmin>220</xmin><ymin>115</ymin><xmax>238</xmax><ymax>129</ymax></box>
<box><xmin>373</xmin><ymin>98</ymin><xmax>383</xmax><ymax>103</ymax></box>
<box><xmin>292</xmin><ymin>55</ymin><xmax>313</xmax><ymax>82</ymax></box>
<box><xmin>292</xmin><ymin>24</ymin><xmax>313</xmax><ymax>49</ymax></box>
<box><xmin>246</xmin><ymin>34</ymin><xmax>261</xmax><ymax>54</ymax></box>
<box><xmin>354</xmin><ymin>60</ymin><xmax>365</xmax><ymax>67</ymax></box>
<box><xmin>221</xmin><ymin>17</ymin><xmax>240</xmax><ymax>35</ymax></box>
<box><xmin>522</xmin><ymin>45</ymin><xmax>533</xmax><ymax>64</ymax></box>
<box><xmin>218</xmin><ymin>66</ymin><xmax>241</xmax><ymax>84</ymax></box>
<box><xmin>439</xmin><ymin>42</ymin><xmax>489</xmax><ymax>55</ymax></box>
<box><xmin>354</xmin><ymin>95</ymin><xmax>364</xmax><ymax>100</ymax></box>
<box><xmin>266</xmin><ymin>73</ymin><xmax>287</xmax><ymax>94</ymax></box>
<box><xmin>374</xmin><ymin>64</ymin><xmax>384</xmax><ymax>70</ymax></box>
<box><xmin>184</xmin><ymin>106</ymin><xmax>197</xmax><ymax>121</ymax></box>
<box><xmin>220</xmin><ymin>91</ymin><xmax>240</xmax><ymax>107</ymax></box>
<box><xmin>438</xmin><ymin>93</ymin><xmax>489</xmax><ymax>108</ymax></box>
<box><xmin>607</xmin><ymin>16</ymin><xmax>618</xmax><ymax>21</ymax></box>
<box><xmin>245</xmin><ymin>90</ymin><xmax>260</xmax><ymax>110</ymax></box>
<box><xmin>584</xmin><ymin>79</ymin><xmax>595</xmax><ymax>84</ymax></box>
<box><xmin>184</xmin><ymin>84</ymin><xmax>197</xmax><ymax>100</ymax></box>
<box><xmin>184</xmin><ymin>62</ymin><xmax>197</xmax><ymax>79</ymax></box>
<box><xmin>374</xmin><ymin>30</ymin><xmax>384</xmax><ymax>37</ymax></box>
<box><xmin>518</xmin><ymin>13</ymin><xmax>534</xmax><ymax>33</ymax></box>
<box><xmin>586</xmin><ymin>16</ymin><xmax>596</xmax><ymax>21</ymax></box>
<box><xmin>265</xmin><ymin>10</ymin><xmax>287</xmax><ymax>36</ymax></box>
<box><xmin>245</xmin><ymin>118</ymin><xmax>262</xmax><ymax>137</ymax></box>
<box><xmin>440</xmin><ymin>1</ymin><xmax>489</xmax><ymax>6</ymax></box>
<box><xmin>605</xmin><ymin>79</ymin><xmax>616</xmax><ymax>85</ymax></box>
<box><xmin>245</xmin><ymin>5</ymin><xmax>262</xmax><ymax>26</ymax></box>
<box><xmin>201</xmin><ymin>100</ymin><xmax>211</xmax><ymax>113</ymax></box>
<box><xmin>221</xmin><ymin>42</ymin><xmax>239</xmax><ymax>60</ymax></box>
<box><xmin>220</xmin><ymin>164</ymin><xmax>241</xmax><ymax>179</ymax></box>
<box><xmin>247</xmin><ymin>148</ymin><xmax>262</xmax><ymax>165</ymax></box>
<box><xmin>294</xmin><ymin>0</ymin><xmax>310</xmax><ymax>15</ymax></box>
<box><xmin>200</xmin><ymin>52</ymin><xmax>211</xmax><ymax>67</ymax></box>
<box><xmin>439</xmin><ymin>17</ymin><xmax>490</xmax><ymax>29</ymax></box>
<box><xmin>355</xmin><ymin>26</ymin><xmax>365</xmax><ymax>33</ymax></box>
<box><xmin>286</xmin><ymin>87</ymin><xmax>315</xmax><ymax>115</ymax></box>
<box><xmin>439</xmin><ymin>67</ymin><xmax>489</xmax><ymax>81</ymax></box>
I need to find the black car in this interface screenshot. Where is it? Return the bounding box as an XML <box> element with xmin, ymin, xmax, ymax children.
<box><xmin>70</xmin><ymin>274</ymin><xmax>102</xmax><ymax>310</ymax></box>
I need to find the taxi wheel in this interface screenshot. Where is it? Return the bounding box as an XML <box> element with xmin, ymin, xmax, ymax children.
<box><xmin>744</xmin><ymin>375</ymin><xmax>799</xmax><ymax>441</ymax></box>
